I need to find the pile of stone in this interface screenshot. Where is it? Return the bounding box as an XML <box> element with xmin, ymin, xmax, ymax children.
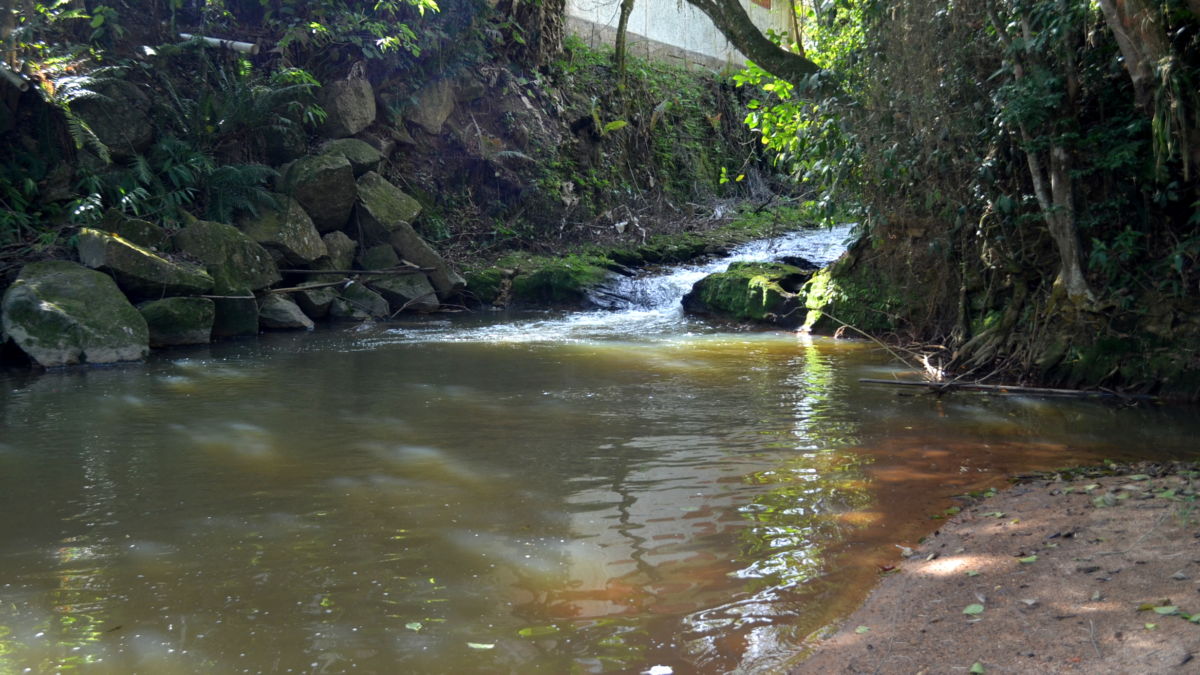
<box><xmin>0</xmin><ymin>78</ymin><xmax>464</xmax><ymax>368</ymax></box>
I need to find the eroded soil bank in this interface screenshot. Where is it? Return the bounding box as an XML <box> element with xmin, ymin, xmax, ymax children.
<box><xmin>795</xmin><ymin>462</ymin><xmax>1200</xmax><ymax>674</ymax></box>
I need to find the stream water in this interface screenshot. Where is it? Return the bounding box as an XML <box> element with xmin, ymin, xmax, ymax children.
<box><xmin>1</xmin><ymin>227</ymin><xmax>1198</xmax><ymax>674</ymax></box>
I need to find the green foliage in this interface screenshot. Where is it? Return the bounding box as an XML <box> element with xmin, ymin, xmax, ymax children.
<box><xmin>263</xmin><ymin>0</ymin><xmax>439</xmax><ymax>67</ymax></box>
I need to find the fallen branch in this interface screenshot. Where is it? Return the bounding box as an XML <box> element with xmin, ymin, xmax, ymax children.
<box><xmin>279</xmin><ymin>266</ymin><xmax>432</xmax><ymax>275</ymax></box>
<box><xmin>1</xmin><ymin>64</ymin><xmax>30</xmax><ymax>92</ymax></box>
<box><xmin>267</xmin><ymin>280</ymin><xmax>350</xmax><ymax>294</ymax></box>
<box><xmin>857</xmin><ymin>378</ymin><xmax>1156</xmax><ymax>401</ymax></box>
<box><xmin>179</xmin><ymin>33</ymin><xmax>259</xmax><ymax>55</ymax></box>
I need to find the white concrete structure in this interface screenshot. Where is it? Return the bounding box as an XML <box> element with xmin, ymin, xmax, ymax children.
<box><xmin>566</xmin><ymin>0</ymin><xmax>794</xmax><ymax>70</ymax></box>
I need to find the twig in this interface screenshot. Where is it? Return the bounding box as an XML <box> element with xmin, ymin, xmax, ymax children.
<box><xmin>267</xmin><ymin>280</ymin><xmax>349</xmax><ymax>294</ymax></box>
<box><xmin>279</xmin><ymin>266</ymin><xmax>431</xmax><ymax>275</ymax></box>
<box><xmin>1088</xmin><ymin>619</ymin><xmax>1102</xmax><ymax>659</ymax></box>
<box><xmin>388</xmin><ymin>291</ymin><xmax>439</xmax><ymax>318</ymax></box>
<box><xmin>858</xmin><ymin>378</ymin><xmax>1158</xmax><ymax>401</ymax></box>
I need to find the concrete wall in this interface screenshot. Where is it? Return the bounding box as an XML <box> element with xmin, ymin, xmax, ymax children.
<box><xmin>566</xmin><ymin>0</ymin><xmax>792</xmax><ymax>70</ymax></box>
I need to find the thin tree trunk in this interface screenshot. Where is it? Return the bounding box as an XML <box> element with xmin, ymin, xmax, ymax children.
<box><xmin>614</xmin><ymin>0</ymin><xmax>635</xmax><ymax>90</ymax></box>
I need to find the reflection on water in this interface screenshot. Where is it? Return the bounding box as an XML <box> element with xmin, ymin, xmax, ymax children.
<box><xmin>2</xmin><ymin>291</ymin><xmax>1198</xmax><ymax>672</ymax></box>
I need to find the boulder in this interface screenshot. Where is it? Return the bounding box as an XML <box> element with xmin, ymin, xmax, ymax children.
<box><xmin>388</xmin><ymin>226</ymin><xmax>466</xmax><ymax>300</ymax></box>
<box><xmin>280</xmin><ymin>154</ymin><xmax>357</xmax><ymax>232</ymax></box>
<box><xmin>258</xmin><ymin>294</ymin><xmax>315</xmax><ymax>330</ymax></box>
<box><xmin>138</xmin><ymin>297</ymin><xmax>215</xmax><ymax>346</ymax></box>
<box><xmin>354</xmin><ymin>171</ymin><xmax>422</xmax><ymax>245</ymax></box>
<box><xmin>292</xmin><ymin>283</ymin><xmax>340</xmax><ymax>319</ymax></box>
<box><xmin>330</xmin><ymin>282</ymin><xmax>389</xmax><ymax>320</ymax></box>
<box><xmin>369</xmin><ymin>274</ymin><xmax>439</xmax><ymax>314</ymax></box>
<box><xmin>409</xmin><ymin>79</ymin><xmax>456</xmax><ymax>135</ymax></box>
<box><xmin>320</xmin><ymin>138</ymin><xmax>382</xmax><ymax>176</ymax></box>
<box><xmin>681</xmin><ymin>262</ymin><xmax>813</xmax><ymax>328</ymax></box>
<box><xmin>76</xmin><ymin>228</ymin><xmax>214</xmax><ymax>299</ymax></box>
<box><xmin>359</xmin><ymin>243</ymin><xmax>401</xmax><ymax>270</ymax></box>
<box><xmin>318</xmin><ymin>78</ymin><xmax>376</xmax><ymax>139</ymax></box>
<box><xmin>63</xmin><ymin>77</ymin><xmax>154</xmax><ymax>157</ymax></box>
<box><xmin>173</xmin><ymin>220</ymin><xmax>281</xmax><ymax>293</ymax></box>
<box><xmin>237</xmin><ymin>194</ymin><xmax>327</xmax><ymax>265</ymax></box>
<box><xmin>99</xmin><ymin>210</ymin><xmax>170</xmax><ymax>251</ymax></box>
<box><xmin>1</xmin><ymin>261</ymin><xmax>149</xmax><ymax>366</ymax></box>
<box><xmin>211</xmin><ymin>294</ymin><xmax>259</xmax><ymax>338</ymax></box>
<box><xmin>318</xmin><ymin>231</ymin><xmax>357</xmax><ymax>271</ymax></box>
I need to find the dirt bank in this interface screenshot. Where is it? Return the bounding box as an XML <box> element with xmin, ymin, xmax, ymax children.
<box><xmin>794</xmin><ymin>462</ymin><xmax>1200</xmax><ymax>674</ymax></box>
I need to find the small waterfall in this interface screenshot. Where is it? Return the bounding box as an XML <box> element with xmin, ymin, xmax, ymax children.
<box><xmin>588</xmin><ymin>224</ymin><xmax>855</xmax><ymax>311</ymax></box>
<box><xmin>378</xmin><ymin>224</ymin><xmax>854</xmax><ymax>344</ymax></box>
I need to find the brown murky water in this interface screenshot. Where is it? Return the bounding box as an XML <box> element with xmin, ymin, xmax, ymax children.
<box><xmin>2</xmin><ymin>228</ymin><xmax>1197</xmax><ymax>673</ymax></box>
<box><xmin>1</xmin><ymin>321</ymin><xmax>1195</xmax><ymax>674</ymax></box>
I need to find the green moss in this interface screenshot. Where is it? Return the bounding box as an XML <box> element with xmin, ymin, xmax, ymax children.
<box><xmin>683</xmin><ymin>262</ymin><xmax>810</xmax><ymax>326</ymax></box>
<box><xmin>510</xmin><ymin>257</ymin><xmax>611</xmax><ymax>306</ymax></box>
<box><xmin>464</xmin><ymin>268</ymin><xmax>507</xmax><ymax>305</ymax></box>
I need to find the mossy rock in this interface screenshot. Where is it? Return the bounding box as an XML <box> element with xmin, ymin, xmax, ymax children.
<box><xmin>1</xmin><ymin>261</ymin><xmax>149</xmax><ymax>366</ymax></box>
<box><xmin>292</xmin><ymin>283</ymin><xmax>339</xmax><ymax>319</ymax></box>
<box><xmin>355</xmin><ymin>171</ymin><xmax>422</xmax><ymax>245</ymax></box>
<box><xmin>464</xmin><ymin>268</ymin><xmax>508</xmax><ymax>306</ymax></box>
<box><xmin>321</xmin><ymin>138</ymin><xmax>382</xmax><ymax>177</ymax></box>
<box><xmin>173</xmin><ymin>220</ymin><xmax>281</xmax><ymax>294</ymax></box>
<box><xmin>281</xmin><ymin>154</ymin><xmax>357</xmax><ymax>232</ymax></box>
<box><xmin>77</xmin><ymin>228</ymin><xmax>214</xmax><ymax>299</ymax></box>
<box><xmin>318</xmin><ymin>78</ymin><xmax>376</xmax><ymax>139</ymax></box>
<box><xmin>682</xmin><ymin>262</ymin><xmax>811</xmax><ymax>327</ymax></box>
<box><xmin>331</xmin><ymin>282</ymin><xmax>389</xmax><ymax>320</ymax></box>
<box><xmin>510</xmin><ymin>259</ymin><xmax>611</xmax><ymax>307</ymax></box>
<box><xmin>258</xmin><ymin>294</ymin><xmax>315</xmax><ymax>330</ymax></box>
<box><xmin>138</xmin><ymin>297</ymin><xmax>215</xmax><ymax>346</ymax></box>
<box><xmin>317</xmin><ymin>231</ymin><xmax>357</xmax><ymax>273</ymax></box>
<box><xmin>368</xmin><ymin>274</ymin><xmax>439</xmax><ymax>314</ymax></box>
<box><xmin>800</xmin><ymin>259</ymin><xmax>904</xmax><ymax>335</ymax></box>
<box><xmin>98</xmin><ymin>210</ymin><xmax>170</xmax><ymax>251</ymax></box>
<box><xmin>237</xmin><ymin>194</ymin><xmax>327</xmax><ymax>265</ymax></box>
<box><xmin>359</xmin><ymin>243</ymin><xmax>401</xmax><ymax>270</ymax></box>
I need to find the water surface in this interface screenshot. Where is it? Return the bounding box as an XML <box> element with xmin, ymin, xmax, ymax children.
<box><xmin>1</xmin><ymin>230</ymin><xmax>1196</xmax><ymax>673</ymax></box>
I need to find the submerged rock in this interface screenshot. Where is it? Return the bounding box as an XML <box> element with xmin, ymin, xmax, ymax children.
<box><xmin>682</xmin><ymin>262</ymin><xmax>813</xmax><ymax>328</ymax></box>
<box><xmin>258</xmin><ymin>294</ymin><xmax>315</xmax><ymax>330</ymax></box>
<box><xmin>1</xmin><ymin>261</ymin><xmax>149</xmax><ymax>366</ymax></box>
<box><xmin>237</xmin><ymin>194</ymin><xmax>327</xmax><ymax>265</ymax></box>
<box><xmin>280</xmin><ymin>154</ymin><xmax>357</xmax><ymax>232</ymax></box>
<box><xmin>138</xmin><ymin>297</ymin><xmax>215</xmax><ymax>346</ymax></box>
<box><xmin>76</xmin><ymin>228</ymin><xmax>213</xmax><ymax>299</ymax></box>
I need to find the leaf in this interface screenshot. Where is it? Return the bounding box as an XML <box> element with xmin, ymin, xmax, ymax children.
<box><xmin>982</xmin><ymin>511</ymin><xmax>1005</xmax><ymax>518</ymax></box>
<box><xmin>466</xmin><ymin>642</ymin><xmax>495</xmax><ymax>650</ymax></box>
<box><xmin>405</xmin><ymin>622</ymin><xmax>422</xmax><ymax>631</ymax></box>
<box><xmin>1018</xmin><ymin>555</ymin><xmax>1038</xmax><ymax>563</ymax></box>
<box><xmin>966</xmin><ymin>570</ymin><xmax>981</xmax><ymax>577</ymax></box>
<box><xmin>1128</xmin><ymin>474</ymin><xmax>1150</xmax><ymax>481</ymax></box>
<box><xmin>1081</xmin><ymin>484</ymin><xmax>1100</xmax><ymax>492</ymax></box>
<box><xmin>602</xmin><ymin>120</ymin><xmax>628</xmax><ymax>134</ymax></box>
<box><xmin>517</xmin><ymin>625</ymin><xmax>560</xmax><ymax>637</ymax></box>
<box><xmin>1153</xmin><ymin>605</ymin><xmax>1179</xmax><ymax>615</ymax></box>
<box><xmin>1144</xmin><ymin>623</ymin><xmax>1157</xmax><ymax>630</ymax></box>
<box><xmin>970</xmin><ymin>662</ymin><xmax>986</xmax><ymax>674</ymax></box>
<box><xmin>963</xmin><ymin>603</ymin><xmax>985</xmax><ymax>615</ymax></box>
<box><xmin>855</xmin><ymin>625</ymin><xmax>870</xmax><ymax>634</ymax></box>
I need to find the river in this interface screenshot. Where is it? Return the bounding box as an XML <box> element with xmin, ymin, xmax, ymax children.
<box><xmin>1</xmin><ymin>227</ymin><xmax>1197</xmax><ymax>674</ymax></box>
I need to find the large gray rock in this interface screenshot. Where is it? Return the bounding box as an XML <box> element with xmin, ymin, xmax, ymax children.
<box><xmin>409</xmin><ymin>79</ymin><xmax>455</xmax><ymax>135</ymax></box>
<box><xmin>258</xmin><ymin>294</ymin><xmax>315</xmax><ymax>330</ymax></box>
<box><xmin>76</xmin><ymin>228</ymin><xmax>213</xmax><ymax>299</ymax></box>
<box><xmin>237</xmin><ymin>194</ymin><xmax>327</xmax><ymax>265</ymax></box>
<box><xmin>355</xmin><ymin>171</ymin><xmax>422</xmax><ymax>245</ymax></box>
<box><xmin>281</xmin><ymin>154</ymin><xmax>357</xmax><ymax>232</ymax></box>
<box><xmin>99</xmin><ymin>210</ymin><xmax>170</xmax><ymax>251</ymax></box>
<box><xmin>138</xmin><ymin>297</ymin><xmax>215</xmax><ymax>346</ymax></box>
<box><xmin>319</xmin><ymin>231</ymin><xmax>357</xmax><ymax>271</ymax></box>
<box><xmin>1</xmin><ymin>261</ymin><xmax>149</xmax><ymax>366</ymax></box>
<box><xmin>173</xmin><ymin>220</ymin><xmax>281</xmax><ymax>293</ymax></box>
<box><xmin>388</xmin><ymin>226</ymin><xmax>466</xmax><ymax>301</ymax></box>
<box><xmin>320</xmin><ymin>138</ymin><xmax>382</xmax><ymax>177</ymax></box>
<box><xmin>359</xmin><ymin>243</ymin><xmax>401</xmax><ymax>270</ymax></box>
<box><xmin>292</xmin><ymin>283</ymin><xmax>339</xmax><ymax>319</ymax></box>
<box><xmin>64</xmin><ymin>77</ymin><xmax>154</xmax><ymax>157</ymax></box>
<box><xmin>369</xmin><ymin>274</ymin><xmax>439</xmax><ymax>314</ymax></box>
<box><xmin>319</xmin><ymin>78</ymin><xmax>376</xmax><ymax>139</ymax></box>
<box><xmin>330</xmin><ymin>282</ymin><xmax>389</xmax><ymax>320</ymax></box>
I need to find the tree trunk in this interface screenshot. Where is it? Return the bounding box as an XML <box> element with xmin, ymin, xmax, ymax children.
<box><xmin>683</xmin><ymin>0</ymin><xmax>820</xmax><ymax>83</ymax></box>
<box><xmin>614</xmin><ymin>0</ymin><xmax>635</xmax><ymax>89</ymax></box>
<box><xmin>1096</xmin><ymin>0</ymin><xmax>1169</xmax><ymax>109</ymax></box>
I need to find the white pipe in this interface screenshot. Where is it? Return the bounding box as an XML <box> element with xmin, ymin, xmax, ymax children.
<box><xmin>179</xmin><ymin>33</ymin><xmax>259</xmax><ymax>55</ymax></box>
<box><xmin>0</xmin><ymin>64</ymin><xmax>29</xmax><ymax>92</ymax></box>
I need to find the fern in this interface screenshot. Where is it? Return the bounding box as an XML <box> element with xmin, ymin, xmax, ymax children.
<box><xmin>202</xmin><ymin>164</ymin><xmax>279</xmax><ymax>223</ymax></box>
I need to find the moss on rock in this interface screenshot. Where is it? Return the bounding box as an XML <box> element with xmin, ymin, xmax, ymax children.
<box><xmin>138</xmin><ymin>297</ymin><xmax>215</xmax><ymax>346</ymax></box>
<box><xmin>1</xmin><ymin>261</ymin><xmax>149</xmax><ymax>366</ymax></box>
<box><xmin>682</xmin><ymin>262</ymin><xmax>811</xmax><ymax>327</ymax></box>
